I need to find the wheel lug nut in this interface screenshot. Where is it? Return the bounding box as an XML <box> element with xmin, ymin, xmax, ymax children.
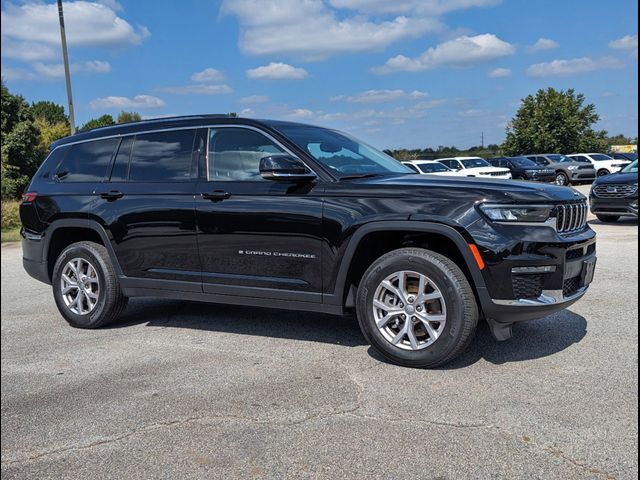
<box><xmin>416</xmin><ymin>306</ymin><xmax>423</xmax><ymax>311</ymax></box>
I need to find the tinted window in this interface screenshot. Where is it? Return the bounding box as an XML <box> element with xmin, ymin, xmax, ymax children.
<box><xmin>56</xmin><ymin>138</ymin><xmax>119</xmax><ymax>182</ymax></box>
<box><xmin>208</xmin><ymin>128</ymin><xmax>285</xmax><ymax>181</ymax></box>
<box><xmin>418</xmin><ymin>163</ymin><xmax>449</xmax><ymax>173</ymax></box>
<box><xmin>39</xmin><ymin>146</ymin><xmax>69</xmax><ymax>179</ymax></box>
<box><xmin>129</xmin><ymin>130</ymin><xmax>196</xmax><ymax>182</ymax></box>
<box><xmin>590</xmin><ymin>154</ymin><xmax>614</xmax><ymax>161</ymax></box>
<box><xmin>404</xmin><ymin>163</ymin><xmax>420</xmax><ymax>173</ymax></box>
<box><xmin>461</xmin><ymin>158</ymin><xmax>490</xmax><ymax>168</ymax></box>
<box><xmin>110</xmin><ymin>137</ymin><xmax>132</xmax><ymax>181</ymax></box>
<box><xmin>509</xmin><ymin>157</ymin><xmax>537</xmax><ymax>167</ymax></box>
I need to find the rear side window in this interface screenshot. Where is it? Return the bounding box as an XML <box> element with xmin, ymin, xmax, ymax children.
<box><xmin>129</xmin><ymin>130</ymin><xmax>196</xmax><ymax>182</ymax></box>
<box><xmin>38</xmin><ymin>146</ymin><xmax>69</xmax><ymax>179</ymax></box>
<box><xmin>55</xmin><ymin>138</ymin><xmax>119</xmax><ymax>182</ymax></box>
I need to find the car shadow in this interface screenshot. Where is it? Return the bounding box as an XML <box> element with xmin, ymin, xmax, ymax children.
<box><xmin>108</xmin><ymin>299</ymin><xmax>586</xmax><ymax>367</ymax></box>
<box><xmin>105</xmin><ymin>298</ymin><xmax>368</xmax><ymax>347</ymax></box>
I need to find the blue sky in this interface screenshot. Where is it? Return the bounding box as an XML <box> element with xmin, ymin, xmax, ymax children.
<box><xmin>1</xmin><ymin>0</ymin><xmax>637</xmax><ymax>149</ymax></box>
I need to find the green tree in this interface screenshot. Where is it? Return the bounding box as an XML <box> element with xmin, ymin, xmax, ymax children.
<box><xmin>116</xmin><ymin>111</ymin><xmax>142</xmax><ymax>123</ymax></box>
<box><xmin>1</xmin><ymin>82</ymin><xmax>40</xmax><ymax>198</ymax></box>
<box><xmin>30</xmin><ymin>101</ymin><xmax>69</xmax><ymax>125</ymax></box>
<box><xmin>503</xmin><ymin>88</ymin><xmax>608</xmax><ymax>155</ymax></box>
<box><xmin>80</xmin><ymin>114</ymin><xmax>115</xmax><ymax>131</ymax></box>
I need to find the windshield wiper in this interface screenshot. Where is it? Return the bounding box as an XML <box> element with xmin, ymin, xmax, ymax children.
<box><xmin>339</xmin><ymin>173</ymin><xmax>387</xmax><ymax>180</ymax></box>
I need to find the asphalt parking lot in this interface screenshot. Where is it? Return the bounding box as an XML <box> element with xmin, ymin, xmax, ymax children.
<box><xmin>1</xmin><ymin>185</ymin><xmax>638</xmax><ymax>479</ymax></box>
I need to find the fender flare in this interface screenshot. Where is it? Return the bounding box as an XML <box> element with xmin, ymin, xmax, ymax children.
<box><xmin>328</xmin><ymin>221</ymin><xmax>488</xmax><ymax>304</ymax></box>
<box><xmin>42</xmin><ymin>218</ymin><xmax>123</xmax><ymax>277</ymax></box>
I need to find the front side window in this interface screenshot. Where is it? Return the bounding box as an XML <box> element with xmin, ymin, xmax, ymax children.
<box><xmin>418</xmin><ymin>163</ymin><xmax>449</xmax><ymax>173</ymax></box>
<box><xmin>208</xmin><ymin>128</ymin><xmax>285</xmax><ymax>181</ymax></box>
<box><xmin>279</xmin><ymin>125</ymin><xmax>411</xmax><ymax>177</ymax></box>
<box><xmin>129</xmin><ymin>130</ymin><xmax>196</xmax><ymax>182</ymax></box>
<box><xmin>55</xmin><ymin>138</ymin><xmax>119</xmax><ymax>182</ymax></box>
<box><xmin>509</xmin><ymin>157</ymin><xmax>537</xmax><ymax>168</ymax></box>
<box><xmin>590</xmin><ymin>154</ymin><xmax>614</xmax><ymax>161</ymax></box>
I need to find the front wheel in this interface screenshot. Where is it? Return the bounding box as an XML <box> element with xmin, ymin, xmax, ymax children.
<box><xmin>596</xmin><ymin>214</ymin><xmax>620</xmax><ymax>223</ymax></box>
<box><xmin>597</xmin><ymin>169</ymin><xmax>610</xmax><ymax>177</ymax></box>
<box><xmin>555</xmin><ymin>172</ymin><xmax>569</xmax><ymax>186</ymax></box>
<box><xmin>356</xmin><ymin>248</ymin><xmax>478</xmax><ymax>368</ymax></box>
<box><xmin>52</xmin><ymin>241</ymin><xmax>128</xmax><ymax>328</ymax></box>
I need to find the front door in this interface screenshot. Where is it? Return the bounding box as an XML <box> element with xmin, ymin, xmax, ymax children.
<box><xmin>195</xmin><ymin>126</ymin><xmax>323</xmax><ymax>302</ymax></box>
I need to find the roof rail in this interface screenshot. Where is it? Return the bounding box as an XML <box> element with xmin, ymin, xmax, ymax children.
<box><xmin>75</xmin><ymin>114</ymin><xmax>232</xmax><ymax>135</ymax></box>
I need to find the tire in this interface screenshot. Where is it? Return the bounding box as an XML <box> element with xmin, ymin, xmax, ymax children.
<box><xmin>356</xmin><ymin>248</ymin><xmax>478</xmax><ymax>368</ymax></box>
<box><xmin>514</xmin><ymin>175</ymin><xmax>525</xmax><ymax>181</ymax></box>
<box><xmin>555</xmin><ymin>172</ymin><xmax>569</xmax><ymax>186</ymax></box>
<box><xmin>597</xmin><ymin>169</ymin><xmax>610</xmax><ymax>177</ymax></box>
<box><xmin>596</xmin><ymin>214</ymin><xmax>620</xmax><ymax>223</ymax></box>
<box><xmin>52</xmin><ymin>241</ymin><xmax>128</xmax><ymax>328</ymax></box>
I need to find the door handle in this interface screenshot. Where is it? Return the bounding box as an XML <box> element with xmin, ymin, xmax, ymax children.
<box><xmin>100</xmin><ymin>190</ymin><xmax>124</xmax><ymax>201</ymax></box>
<box><xmin>201</xmin><ymin>190</ymin><xmax>231</xmax><ymax>201</ymax></box>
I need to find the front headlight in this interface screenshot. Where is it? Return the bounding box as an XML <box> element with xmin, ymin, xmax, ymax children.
<box><xmin>479</xmin><ymin>204</ymin><xmax>553</xmax><ymax>223</ymax></box>
<box><xmin>567</xmin><ymin>165</ymin><xmax>579</xmax><ymax>170</ymax></box>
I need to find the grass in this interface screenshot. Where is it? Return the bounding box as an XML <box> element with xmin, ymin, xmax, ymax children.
<box><xmin>1</xmin><ymin>228</ymin><xmax>21</xmax><ymax>243</ymax></box>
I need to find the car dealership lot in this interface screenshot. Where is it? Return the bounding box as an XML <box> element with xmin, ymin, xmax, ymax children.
<box><xmin>1</xmin><ymin>186</ymin><xmax>638</xmax><ymax>480</ymax></box>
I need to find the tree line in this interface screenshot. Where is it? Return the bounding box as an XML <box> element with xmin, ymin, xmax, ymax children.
<box><xmin>1</xmin><ymin>81</ymin><xmax>142</xmax><ymax>199</ymax></box>
<box><xmin>1</xmin><ymin>82</ymin><xmax>637</xmax><ymax>200</ymax></box>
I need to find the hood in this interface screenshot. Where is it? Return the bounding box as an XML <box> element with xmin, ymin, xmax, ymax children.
<box><xmin>343</xmin><ymin>174</ymin><xmax>586</xmax><ymax>203</ymax></box>
<box><xmin>593</xmin><ymin>171</ymin><xmax>638</xmax><ymax>185</ymax></box>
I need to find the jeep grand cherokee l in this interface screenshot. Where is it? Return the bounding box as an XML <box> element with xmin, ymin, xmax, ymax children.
<box><xmin>20</xmin><ymin>115</ymin><xmax>597</xmax><ymax>368</ymax></box>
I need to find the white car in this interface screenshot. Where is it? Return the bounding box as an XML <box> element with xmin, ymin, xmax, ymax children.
<box><xmin>437</xmin><ymin>157</ymin><xmax>512</xmax><ymax>179</ymax></box>
<box><xmin>566</xmin><ymin>153</ymin><xmax>631</xmax><ymax>177</ymax></box>
<box><xmin>402</xmin><ymin>160</ymin><xmax>468</xmax><ymax>177</ymax></box>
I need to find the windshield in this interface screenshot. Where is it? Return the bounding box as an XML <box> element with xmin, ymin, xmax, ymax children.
<box><xmin>509</xmin><ymin>157</ymin><xmax>537</xmax><ymax>167</ymax></box>
<box><xmin>418</xmin><ymin>163</ymin><xmax>450</xmax><ymax>173</ymax></box>
<box><xmin>278</xmin><ymin>126</ymin><xmax>411</xmax><ymax>176</ymax></box>
<box><xmin>461</xmin><ymin>158</ymin><xmax>490</xmax><ymax>168</ymax></box>
<box><xmin>590</xmin><ymin>154</ymin><xmax>614</xmax><ymax>161</ymax></box>
<box><xmin>622</xmin><ymin>160</ymin><xmax>638</xmax><ymax>173</ymax></box>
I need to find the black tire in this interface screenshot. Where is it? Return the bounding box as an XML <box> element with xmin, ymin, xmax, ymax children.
<box><xmin>597</xmin><ymin>169</ymin><xmax>610</xmax><ymax>177</ymax></box>
<box><xmin>555</xmin><ymin>172</ymin><xmax>569</xmax><ymax>186</ymax></box>
<box><xmin>356</xmin><ymin>248</ymin><xmax>478</xmax><ymax>368</ymax></box>
<box><xmin>596</xmin><ymin>214</ymin><xmax>620</xmax><ymax>223</ymax></box>
<box><xmin>514</xmin><ymin>175</ymin><xmax>525</xmax><ymax>181</ymax></box>
<box><xmin>52</xmin><ymin>241</ymin><xmax>128</xmax><ymax>328</ymax></box>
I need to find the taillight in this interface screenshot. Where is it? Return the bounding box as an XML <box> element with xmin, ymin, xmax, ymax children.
<box><xmin>22</xmin><ymin>192</ymin><xmax>38</xmax><ymax>203</ymax></box>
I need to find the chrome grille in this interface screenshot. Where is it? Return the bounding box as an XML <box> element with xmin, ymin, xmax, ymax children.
<box><xmin>593</xmin><ymin>184</ymin><xmax>637</xmax><ymax>198</ymax></box>
<box><xmin>555</xmin><ymin>201</ymin><xmax>588</xmax><ymax>234</ymax></box>
<box><xmin>479</xmin><ymin>171</ymin><xmax>510</xmax><ymax>177</ymax></box>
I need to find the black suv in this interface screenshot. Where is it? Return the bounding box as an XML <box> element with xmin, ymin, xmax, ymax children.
<box><xmin>20</xmin><ymin>116</ymin><xmax>597</xmax><ymax>368</ymax></box>
<box><xmin>487</xmin><ymin>156</ymin><xmax>555</xmax><ymax>182</ymax></box>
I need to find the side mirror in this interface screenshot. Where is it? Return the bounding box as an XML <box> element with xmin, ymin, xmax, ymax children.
<box><xmin>260</xmin><ymin>155</ymin><xmax>317</xmax><ymax>183</ymax></box>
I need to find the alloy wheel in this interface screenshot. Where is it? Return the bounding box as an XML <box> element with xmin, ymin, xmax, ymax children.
<box><xmin>372</xmin><ymin>270</ymin><xmax>447</xmax><ymax>351</ymax></box>
<box><xmin>60</xmin><ymin>258</ymin><xmax>100</xmax><ymax>315</ymax></box>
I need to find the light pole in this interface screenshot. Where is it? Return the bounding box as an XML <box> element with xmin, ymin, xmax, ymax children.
<box><xmin>57</xmin><ymin>0</ymin><xmax>76</xmax><ymax>134</ymax></box>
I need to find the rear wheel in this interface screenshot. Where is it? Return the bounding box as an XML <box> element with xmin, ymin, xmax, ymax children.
<box><xmin>597</xmin><ymin>169</ymin><xmax>610</xmax><ymax>177</ymax></box>
<box><xmin>555</xmin><ymin>172</ymin><xmax>569</xmax><ymax>186</ymax></box>
<box><xmin>52</xmin><ymin>241</ymin><xmax>128</xmax><ymax>328</ymax></box>
<box><xmin>356</xmin><ymin>248</ymin><xmax>478</xmax><ymax>368</ymax></box>
<box><xmin>596</xmin><ymin>214</ymin><xmax>620</xmax><ymax>223</ymax></box>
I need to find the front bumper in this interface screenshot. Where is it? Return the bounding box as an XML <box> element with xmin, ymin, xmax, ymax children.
<box><xmin>570</xmin><ymin>170</ymin><xmax>596</xmax><ymax>182</ymax></box>
<box><xmin>525</xmin><ymin>173</ymin><xmax>556</xmax><ymax>183</ymax></box>
<box><xmin>468</xmin><ymin>219</ymin><xmax>597</xmax><ymax>325</ymax></box>
<box><xmin>589</xmin><ymin>195</ymin><xmax>638</xmax><ymax>217</ymax></box>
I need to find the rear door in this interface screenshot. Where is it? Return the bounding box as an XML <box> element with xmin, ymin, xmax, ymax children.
<box><xmin>92</xmin><ymin>129</ymin><xmax>200</xmax><ymax>288</ymax></box>
<box><xmin>194</xmin><ymin>126</ymin><xmax>323</xmax><ymax>302</ymax></box>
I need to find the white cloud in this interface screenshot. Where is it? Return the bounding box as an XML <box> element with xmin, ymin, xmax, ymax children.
<box><xmin>246</xmin><ymin>62</ymin><xmax>309</xmax><ymax>80</ymax></box>
<box><xmin>527</xmin><ymin>57</ymin><xmax>624</xmax><ymax>77</ymax></box>
<box><xmin>239</xmin><ymin>108</ymin><xmax>256</xmax><ymax>117</ymax></box>
<box><xmin>240</xmin><ymin>95</ymin><xmax>269</xmax><ymax>103</ymax></box>
<box><xmin>458</xmin><ymin>109</ymin><xmax>483</xmax><ymax>117</ymax></box>
<box><xmin>82</xmin><ymin>60</ymin><xmax>111</xmax><ymax>73</ymax></box>
<box><xmin>331</xmin><ymin>89</ymin><xmax>427</xmax><ymax>103</ymax></box>
<box><xmin>526</xmin><ymin>38</ymin><xmax>559</xmax><ymax>53</ymax></box>
<box><xmin>285</xmin><ymin>108</ymin><xmax>316</xmax><ymax>120</ymax></box>
<box><xmin>1</xmin><ymin>1</ymin><xmax>149</xmax><ymax>48</ymax></box>
<box><xmin>488</xmin><ymin>67</ymin><xmax>511</xmax><ymax>78</ymax></box>
<box><xmin>221</xmin><ymin>0</ymin><xmax>439</xmax><ymax>60</ymax></box>
<box><xmin>159</xmin><ymin>84</ymin><xmax>233</xmax><ymax>95</ymax></box>
<box><xmin>90</xmin><ymin>94</ymin><xmax>166</xmax><ymax>110</ymax></box>
<box><xmin>0</xmin><ymin>41</ymin><xmax>59</xmax><ymax>62</ymax></box>
<box><xmin>609</xmin><ymin>34</ymin><xmax>638</xmax><ymax>59</ymax></box>
<box><xmin>190</xmin><ymin>68</ymin><xmax>224</xmax><ymax>82</ymax></box>
<box><xmin>329</xmin><ymin>0</ymin><xmax>501</xmax><ymax>14</ymax></box>
<box><xmin>373</xmin><ymin>34</ymin><xmax>515</xmax><ymax>73</ymax></box>
<box><xmin>15</xmin><ymin>60</ymin><xmax>112</xmax><ymax>79</ymax></box>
